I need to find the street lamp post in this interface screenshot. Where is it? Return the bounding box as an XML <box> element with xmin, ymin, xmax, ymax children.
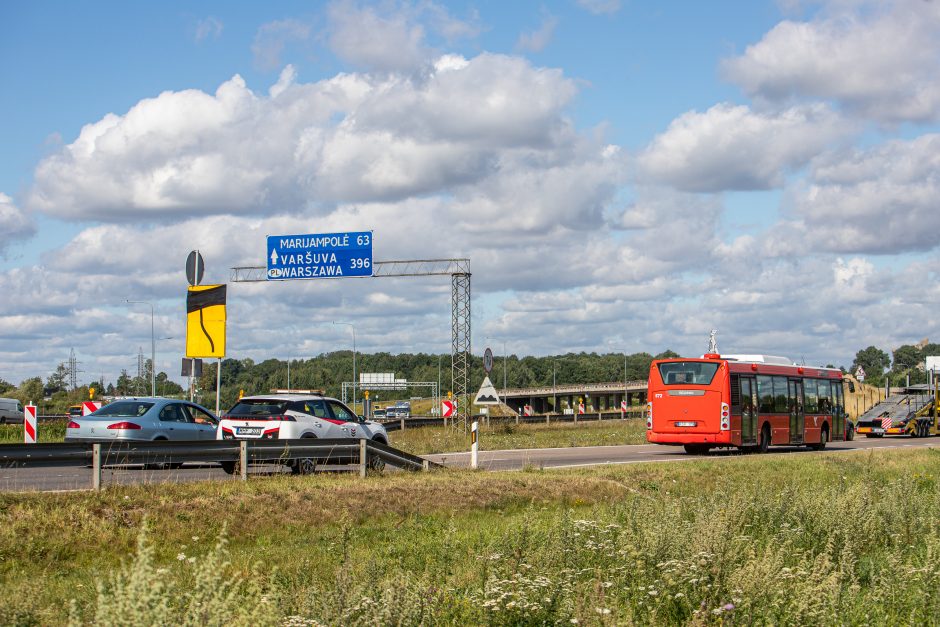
<box><xmin>333</xmin><ymin>321</ymin><xmax>356</xmax><ymax>411</ymax></box>
<box><xmin>126</xmin><ymin>300</ymin><xmax>156</xmax><ymax>397</ymax></box>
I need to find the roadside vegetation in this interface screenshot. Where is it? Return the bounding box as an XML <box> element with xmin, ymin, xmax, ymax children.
<box><xmin>391</xmin><ymin>417</ymin><xmax>648</xmax><ymax>455</ymax></box>
<box><xmin>0</xmin><ymin>418</ymin><xmax>66</xmax><ymax>443</ymax></box>
<box><xmin>1</xmin><ymin>447</ymin><xmax>938</xmax><ymax>624</ymax></box>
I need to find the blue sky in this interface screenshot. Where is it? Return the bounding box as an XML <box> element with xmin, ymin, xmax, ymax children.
<box><xmin>2</xmin><ymin>0</ymin><xmax>939</xmax><ymax>387</ymax></box>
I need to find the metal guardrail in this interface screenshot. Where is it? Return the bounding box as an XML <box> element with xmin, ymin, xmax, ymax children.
<box><xmin>0</xmin><ymin>438</ymin><xmax>441</xmax><ymax>490</ymax></box>
<box><xmin>378</xmin><ymin>410</ymin><xmax>645</xmax><ymax>431</ymax></box>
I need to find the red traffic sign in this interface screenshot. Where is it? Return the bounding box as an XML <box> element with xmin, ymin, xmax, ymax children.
<box><xmin>441</xmin><ymin>399</ymin><xmax>455</xmax><ymax>417</ymax></box>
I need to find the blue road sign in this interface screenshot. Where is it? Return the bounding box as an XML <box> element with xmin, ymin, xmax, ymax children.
<box><xmin>266</xmin><ymin>231</ymin><xmax>373</xmax><ymax>280</ymax></box>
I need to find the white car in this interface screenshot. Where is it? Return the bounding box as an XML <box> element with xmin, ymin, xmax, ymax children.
<box><xmin>217</xmin><ymin>392</ymin><xmax>389</xmax><ymax>474</ymax></box>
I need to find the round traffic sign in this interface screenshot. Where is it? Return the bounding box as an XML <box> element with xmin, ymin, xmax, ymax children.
<box><xmin>185</xmin><ymin>250</ymin><xmax>205</xmax><ymax>286</ymax></box>
<box><xmin>483</xmin><ymin>347</ymin><xmax>494</xmax><ymax>374</ymax></box>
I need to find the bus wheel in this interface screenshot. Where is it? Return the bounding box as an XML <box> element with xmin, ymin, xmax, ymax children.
<box><xmin>813</xmin><ymin>426</ymin><xmax>829</xmax><ymax>451</ymax></box>
<box><xmin>683</xmin><ymin>444</ymin><xmax>709</xmax><ymax>455</ymax></box>
<box><xmin>757</xmin><ymin>424</ymin><xmax>770</xmax><ymax>453</ymax></box>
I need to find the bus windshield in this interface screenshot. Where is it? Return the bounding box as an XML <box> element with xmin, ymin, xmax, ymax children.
<box><xmin>657</xmin><ymin>361</ymin><xmax>720</xmax><ymax>386</ymax></box>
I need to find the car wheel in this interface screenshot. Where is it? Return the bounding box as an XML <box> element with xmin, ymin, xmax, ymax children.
<box><xmin>757</xmin><ymin>424</ymin><xmax>770</xmax><ymax>453</ymax></box>
<box><xmin>683</xmin><ymin>444</ymin><xmax>709</xmax><ymax>455</ymax></box>
<box><xmin>846</xmin><ymin>424</ymin><xmax>855</xmax><ymax>441</ymax></box>
<box><xmin>368</xmin><ymin>438</ymin><xmax>387</xmax><ymax>471</ymax></box>
<box><xmin>291</xmin><ymin>435</ymin><xmax>318</xmax><ymax>475</ymax></box>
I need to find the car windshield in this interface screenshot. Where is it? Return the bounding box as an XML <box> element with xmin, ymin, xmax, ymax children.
<box><xmin>227</xmin><ymin>399</ymin><xmax>289</xmax><ymax>417</ymax></box>
<box><xmin>93</xmin><ymin>401</ymin><xmax>154</xmax><ymax>417</ymax></box>
<box><xmin>657</xmin><ymin>361</ymin><xmax>720</xmax><ymax>386</ymax></box>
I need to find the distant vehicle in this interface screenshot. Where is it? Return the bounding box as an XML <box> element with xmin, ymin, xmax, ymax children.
<box><xmin>0</xmin><ymin>398</ymin><xmax>23</xmax><ymax>425</ymax></box>
<box><xmin>65</xmin><ymin>398</ymin><xmax>219</xmax><ymax>444</ymax></box>
<box><xmin>855</xmin><ymin>385</ymin><xmax>938</xmax><ymax>438</ymax></box>
<box><xmin>68</xmin><ymin>405</ymin><xmax>83</xmax><ymax>419</ymax></box>
<box><xmin>647</xmin><ymin>353</ymin><xmax>848</xmax><ymax>454</ymax></box>
<box><xmin>385</xmin><ymin>401</ymin><xmax>412</xmax><ymax>419</ymax></box>
<box><xmin>217</xmin><ymin>392</ymin><xmax>389</xmax><ymax>475</ymax></box>
<box><xmin>372</xmin><ymin>408</ymin><xmax>387</xmax><ymax>419</ymax></box>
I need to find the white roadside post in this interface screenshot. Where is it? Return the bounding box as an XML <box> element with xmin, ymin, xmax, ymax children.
<box><xmin>24</xmin><ymin>403</ymin><xmax>37</xmax><ymax>444</ymax></box>
<box><xmin>471</xmin><ymin>420</ymin><xmax>479</xmax><ymax>469</ymax></box>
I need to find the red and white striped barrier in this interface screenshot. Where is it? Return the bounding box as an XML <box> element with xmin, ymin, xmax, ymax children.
<box><xmin>24</xmin><ymin>404</ymin><xmax>37</xmax><ymax>444</ymax></box>
<box><xmin>82</xmin><ymin>401</ymin><xmax>103</xmax><ymax>416</ymax></box>
<box><xmin>523</xmin><ymin>405</ymin><xmax>533</xmax><ymax>416</ymax></box>
<box><xmin>441</xmin><ymin>400</ymin><xmax>455</xmax><ymax>418</ymax></box>
<box><xmin>578</xmin><ymin>403</ymin><xmax>585</xmax><ymax>415</ymax></box>
<box><xmin>621</xmin><ymin>400</ymin><xmax>628</xmax><ymax>413</ymax></box>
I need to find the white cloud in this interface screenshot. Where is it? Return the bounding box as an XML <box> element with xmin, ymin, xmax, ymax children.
<box><xmin>783</xmin><ymin>134</ymin><xmax>940</xmax><ymax>254</ymax></box>
<box><xmin>27</xmin><ymin>54</ymin><xmax>580</xmax><ymax>219</ymax></box>
<box><xmin>722</xmin><ymin>0</ymin><xmax>940</xmax><ymax>123</ymax></box>
<box><xmin>194</xmin><ymin>16</ymin><xmax>223</xmax><ymax>42</ymax></box>
<box><xmin>325</xmin><ymin>0</ymin><xmax>480</xmax><ymax>73</ymax></box>
<box><xmin>576</xmin><ymin>0</ymin><xmax>622</xmax><ymax>16</ymax></box>
<box><xmin>638</xmin><ymin>103</ymin><xmax>854</xmax><ymax>192</ymax></box>
<box><xmin>516</xmin><ymin>13</ymin><xmax>559</xmax><ymax>53</ymax></box>
<box><xmin>252</xmin><ymin>19</ymin><xmax>311</xmax><ymax>71</ymax></box>
<box><xmin>0</xmin><ymin>193</ymin><xmax>36</xmax><ymax>254</ymax></box>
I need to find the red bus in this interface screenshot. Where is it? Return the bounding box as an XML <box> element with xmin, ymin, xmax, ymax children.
<box><xmin>646</xmin><ymin>353</ymin><xmax>847</xmax><ymax>454</ymax></box>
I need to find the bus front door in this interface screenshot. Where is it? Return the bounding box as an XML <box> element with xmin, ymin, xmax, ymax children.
<box><xmin>789</xmin><ymin>379</ymin><xmax>804</xmax><ymax>444</ymax></box>
<box><xmin>741</xmin><ymin>377</ymin><xmax>757</xmax><ymax>445</ymax></box>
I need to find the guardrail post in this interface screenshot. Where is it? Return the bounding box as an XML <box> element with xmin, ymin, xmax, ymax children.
<box><xmin>240</xmin><ymin>441</ymin><xmax>248</xmax><ymax>481</ymax></box>
<box><xmin>598</xmin><ymin>411</ymin><xmax>602</xmax><ymax>421</ymax></box>
<box><xmin>400</xmin><ymin>417</ymin><xmax>405</xmax><ymax>431</ymax></box>
<box><xmin>359</xmin><ymin>439</ymin><xmax>367</xmax><ymax>478</ymax></box>
<box><xmin>92</xmin><ymin>443</ymin><xmax>101</xmax><ymax>491</ymax></box>
<box><xmin>546</xmin><ymin>413</ymin><xmax>550</xmax><ymax>425</ymax></box>
<box><xmin>422</xmin><ymin>459</ymin><xmax>430</xmax><ymax>472</ymax></box>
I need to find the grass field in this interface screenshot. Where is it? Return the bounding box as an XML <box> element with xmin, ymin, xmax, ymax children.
<box><xmin>0</xmin><ymin>419</ymin><xmax>66</xmax><ymax>443</ymax></box>
<box><xmin>391</xmin><ymin>418</ymin><xmax>648</xmax><ymax>455</ymax></box>
<box><xmin>1</xmin><ymin>447</ymin><xmax>939</xmax><ymax>625</ymax></box>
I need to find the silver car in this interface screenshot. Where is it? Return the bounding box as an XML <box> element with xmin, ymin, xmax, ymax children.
<box><xmin>65</xmin><ymin>397</ymin><xmax>219</xmax><ymax>442</ymax></box>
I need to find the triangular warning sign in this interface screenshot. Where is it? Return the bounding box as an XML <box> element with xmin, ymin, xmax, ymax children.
<box><xmin>474</xmin><ymin>376</ymin><xmax>501</xmax><ymax>405</ymax></box>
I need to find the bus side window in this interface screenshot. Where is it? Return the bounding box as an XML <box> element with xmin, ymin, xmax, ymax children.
<box><xmin>804</xmin><ymin>379</ymin><xmax>819</xmax><ymax>414</ymax></box>
<box><xmin>757</xmin><ymin>376</ymin><xmax>775</xmax><ymax>414</ymax></box>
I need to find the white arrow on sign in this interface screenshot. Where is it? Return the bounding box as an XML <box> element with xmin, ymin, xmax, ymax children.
<box><xmin>270</xmin><ymin>249</ymin><xmax>279</xmax><ymax>265</ymax></box>
<box><xmin>474</xmin><ymin>376</ymin><xmax>501</xmax><ymax>405</ymax></box>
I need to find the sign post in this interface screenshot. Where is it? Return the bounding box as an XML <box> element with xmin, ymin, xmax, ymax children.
<box><xmin>24</xmin><ymin>403</ymin><xmax>37</xmax><ymax>444</ymax></box>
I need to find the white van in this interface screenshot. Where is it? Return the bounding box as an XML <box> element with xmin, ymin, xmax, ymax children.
<box><xmin>0</xmin><ymin>398</ymin><xmax>23</xmax><ymax>425</ymax></box>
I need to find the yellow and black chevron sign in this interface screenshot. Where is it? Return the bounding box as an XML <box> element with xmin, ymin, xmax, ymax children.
<box><xmin>186</xmin><ymin>284</ymin><xmax>226</xmax><ymax>358</ymax></box>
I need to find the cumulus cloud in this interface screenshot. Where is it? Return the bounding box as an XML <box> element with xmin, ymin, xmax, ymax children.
<box><xmin>0</xmin><ymin>194</ymin><xmax>36</xmax><ymax>254</ymax></box>
<box><xmin>27</xmin><ymin>53</ymin><xmax>581</xmax><ymax>220</ymax></box>
<box><xmin>722</xmin><ymin>0</ymin><xmax>940</xmax><ymax>123</ymax></box>
<box><xmin>638</xmin><ymin>103</ymin><xmax>854</xmax><ymax>192</ymax></box>
<box><xmin>788</xmin><ymin>134</ymin><xmax>940</xmax><ymax>254</ymax></box>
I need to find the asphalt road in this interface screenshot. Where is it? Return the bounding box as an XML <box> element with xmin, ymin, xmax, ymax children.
<box><xmin>2</xmin><ymin>436</ymin><xmax>937</xmax><ymax>492</ymax></box>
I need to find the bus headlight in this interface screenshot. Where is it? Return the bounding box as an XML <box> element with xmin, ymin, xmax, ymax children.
<box><xmin>720</xmin><ymin>402</ymin><xmax>730</xmax><ymax>431</ymax></box>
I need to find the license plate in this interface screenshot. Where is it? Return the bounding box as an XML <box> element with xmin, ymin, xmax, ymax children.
<box><xmin>236</xmin><ymin>427</ymin><xmax>263</xmax><ymax>436</ymax></box>
<box><xmin>872</xmin><ymin>427</ymin><xmax>884</xmax><ymax>434</ymax></box>
<box><xmin>675</xmin><ymin>421</ymin><xmax>697</xmax><ymax>427</ymax></box>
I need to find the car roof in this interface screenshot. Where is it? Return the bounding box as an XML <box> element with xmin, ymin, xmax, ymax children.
<box><xmin>238</xmin><ymin>394</ymin><xmax>336</xmax><ymax>402</ymax></box>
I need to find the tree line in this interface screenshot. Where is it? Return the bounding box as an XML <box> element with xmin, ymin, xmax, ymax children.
<box><xmin>1</xmin><ymin>341</ymin><xmax>936</xmax><ymax>414</ymax></box>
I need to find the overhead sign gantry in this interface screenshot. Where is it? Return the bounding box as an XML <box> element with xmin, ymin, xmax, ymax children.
<box><xmin>231</xmin><ymin>249</ymin><xmax>472</xmax><ymax>429</ymax></box>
